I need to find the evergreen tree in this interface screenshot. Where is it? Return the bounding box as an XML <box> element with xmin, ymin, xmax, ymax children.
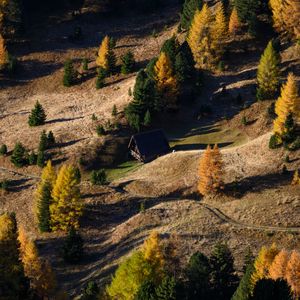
<box><xmin>0</xmin><ymin>34</ymin><xmax>8</xmax><ymax>69</ymax></box>
<box><xmin>0</xmin><ymin>213</ymin><xmax>28</xmax><ymax>299</ymax></box>
<box><xmin>155</xmin><ymin>276</ymin><xmax>178</xmax><ymax>300</ymax></box>
<box><xmin>229</xmin><ymin>7</ymin><xmax>240</xmax><ymax>34</ymax></box>
<box><xmin>174</xmin><ymin>51</ymin><xmax>190</xmax><ymax>84</ymax></box>
<box><xmin>198</xmin><ymin>144</ymin><xmax>224</xmax><ymax>196</ymax></box>
<box><xmin>47</xmin><ymin>131</ymin><xmax>55</xmax><ymax>148</ymax></box>
<box><xmin>112</xmin><ymin>104</ymin><xmax>117</xmax><ymax>117</ymax></box>
<box><xmin>96</xmin><ymin>35</ymin><xmax>116</xmax><ymax>75</ymax></box>
<box><xmin>11</xmin><ymin>142</ymin><xmax>28</xmax><ymax>167</ymax></box>
<box><xmin>96</xmin><ymin>66</ymin><xmax>106</xmax><ymax>89</ymax></box>
<box><xmin>18</xmin><ymin>227</ymin><xmax>57</xmax><ymax>298</ymax></box>
<box><xmin>187</xmin><ymin>4</ymin><xmax>213</xmax><ymax>69</ymax></box>
<box><xmin>134</xmin><ymin>279</ymin><xmax>156</xmax><ymax>300</ymax></box>
<box><xmin>286</xmin><ymin>250</ymin><xmax>300</xmax><ymax>297</ymax></box>
<box><xmin>74</xmin><ymin>166</ymin><xmax>81</xmax><ymax>183</ymax></box>
<box><xmin>121</xmin><ymin>51</ymin><xmax>135</xmax><ymax>74</ymax></box>
<box><xmin>232</xmin><ymin>263</ymin><xmax>254</xmax><ymax>300</ymax></box>
<box><xmin>210</xmin><ymin>2</ymin><xmax>227</xmax><ymax>63</ymax></box>
<box><xmin>154</xmin><ymin>52</ymin><xmax>179</xmax><ymax>108</ymax></box>
<box><xmin>210</xmin><ymin>243</ymin><xmax>237</xmax><ymax>299</ymax></box>
<box><xmin>143</xmin><ymin>109</ymin><xmax>151</xmax><ymax>126</ymax></box>
<box><xmin>0</xmin><ymin>143</ymin><xmax>7</xmax><ymax>155</ymax></box>
<box><xmin>160</xmin><ymin>36</ymin><xmax>179</xmax><ymax>67</ymax></box>
<box><xmin>61</xmin><ymin>227</ymin><xmax>84</xmax><ymax>264</ymax></box>
<box><xmin>269</xmin><ymin>250</ymin><xmax>289</xmax><ymax>280</ymax></box>
<box><xmin>28</xmin><ymin>101</ymin><xmax>46</xmax><ymax>127</ymax></box>
<box><xmin>274</xmin><ymin>73</ymin><xmax>299</xmax><ymax>136</ymax></box>
<box><xmin>234</xmin><ymin>0</ymin><xmax>260</xmax><ymax>23</ymax></box>
<box><xmin>186</xmin><ymin>251</ymin><xmax>211</xmax><ymax>299</ymax></box>
<box><xmin>256</xmin><ymin>40</ymin><xmax>281</xmax><ymax>100</ymax></box>
<box><xmin>252</xmin><ymin>279</ymin><xmax>293</xmax><ymax>300</ymax></box>
<box><xmin>36</xmin><ymin>160</ymin><xmax>56</xmax><ymax>233</ymax></box>
<box><xmin>180</xmin><ymin>0</ymin><xmax>203</xmax><ymax>30</ymax></box>
<box><xmin>39</xmin><ymin>130</ymin><xmax>48</xmax><ymax>152</ymax></box>
<box><xmin>37</xmin><ymin>150</ymin><xmax>45</xmax><ymax>168</ymax></box>
<box><xmin>50</xmin><ymin>164</ymin><xmax>83</xmax><ymax>231</ymax></box>
<box><xmin>63</xmin><ymin>59</ymin><xmax>76</xmax><ymax>87</ymax></box>
<box><xmin>80</xmin><ymin>281</ymin><xmax>99</xmax><ymax>300</ymax></box>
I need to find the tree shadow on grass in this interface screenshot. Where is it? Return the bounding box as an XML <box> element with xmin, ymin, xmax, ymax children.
<box><xmin>224</xmin><ymin>171</ymin><xmax>293</xmax><ymax>199</ymax></box>
<box><xmin>46</xmin><ymin>116</ymin><xmax>84</xmax><ymax>124</ymax></box>
<box><xmin>172</xmin><ymin>141</ymin><xmax>233</xmax><ymax>151</ymax></box>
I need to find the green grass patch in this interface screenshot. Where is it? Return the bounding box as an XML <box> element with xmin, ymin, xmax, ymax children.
<box><xmin>105</xmin><ymin>160</ymin><xmax>142</xmax><ymax>182</ymax></box>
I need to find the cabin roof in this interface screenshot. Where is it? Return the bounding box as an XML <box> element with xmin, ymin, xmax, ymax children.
<box><xmin>128</xmin><ymin>129</ymin><xmax>170</xmax><ymax>160</ymax></box>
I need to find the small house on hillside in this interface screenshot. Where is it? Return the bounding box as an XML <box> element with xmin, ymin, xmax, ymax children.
<box><xmin>128</xmin><ymin>129</ymin><xmax>170</xmax><ymax>163</ymax></box>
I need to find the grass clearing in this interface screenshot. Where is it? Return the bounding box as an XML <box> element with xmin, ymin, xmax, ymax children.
<box><xmin>106</xmin><ymin>160</ymin><xmax>143</xmax><ymax>182</ymax></box>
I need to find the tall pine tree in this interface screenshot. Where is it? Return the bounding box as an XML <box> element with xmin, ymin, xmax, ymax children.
<box><xmin>180</xmin><ymin>0</ymin><xmax>203</xmax><ymax>30</ymax></box>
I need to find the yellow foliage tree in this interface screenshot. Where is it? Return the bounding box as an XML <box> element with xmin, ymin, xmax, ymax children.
<box><xmin>286</xmin><ymin>250</ymin><xmax>300</xmax><ymax>297</ymax></box>
<box><xmin>269</xmin><ymin>0</ymin><xmax>285</xmax><ymax>33</ymax></box>
<box><xmin>282</xmin><ymin>0</ymin><xmax>300</xmax><ymax>39</ymax></box>
<box><xmin>154</xmin><ymin>51</ymin><xmax>179</xmax><ymax>108</ymax></box>
<box><xmin>107</xmin><ymin>231</ymin><xmax>165</xmax><ymax>300</ymax></box>
<box><xmin>274</xmin><ymin>73</ymin><xmax>300</xmax><ymax>135</ymax></box>
<box><xmin>96</xmin><ymin>35</ymin><xmax>110</xmax><ymax>69</ymax></box>
<box><xmin>198</xmin><ymin>144</ymin><xmax>224</xmax><ymax>196</ymax></box>
<box><xmin>50</xmin><ymin>164</ymin><xmax>83</xmax><ymax>231</ymax></box>
<box><xmin>0</xmin><ymin>34</ymin><xmax>8</xmax><ymax>67</ymax></box>
<box><xmin>251</xmin><ymin>244</ymin><xmax>279</xmax><ymax>288</ymax></box>
<box><xmin>18</xmin><ymin>226</ymin><xmax>57</xmax><ymax>297</ymax></box>
<box><xmin>187</xmin><ymin>4</ymin><xmax>213</xmax><ymax>68</ymax></box>
<box><xmin>229</xmin><ymin>7</ymin><xmax>240</xmax><ymax>35</ymax></box>
<box><xmin>269</xmin><ymin>249</ymin><xmax>290</xmax><ymax>280</ymax></box>
<box><xmin>291</xmin><ymin>170</ymin><xmax>300</xmax><ymax>185</ymax></box>
<box><xmin>210</xmin><ymin>2</ymin><xmax>227</xmax><ymax>62</ymax></box>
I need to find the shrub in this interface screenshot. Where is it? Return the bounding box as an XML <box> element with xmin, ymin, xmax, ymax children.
<box><xmin>0</xmin><ymin>144</ymin><xmax>8</xmax><ymax>156</ymax></box>
<box><xmin>1</xmin><ymin>180</ymin><xmax>9</xmax><ymax>191</ymax></box>
<box><xmin>91</xmin><ymin>114</ymin><xmax>98</xmax><ymax>121</ymax></box>
<box><xmin>90</xmin><ymin>169</ymin><xmax>106</xmax><ymax>185</ymax></box>
<box><xmin>241</xmin><ymin>116</ymin><xmax>247</xmax><ymax>126</ymax></box>
<box><xmin>112</xmin><ymin>104</ymin><xmax>117</xmax><ymax>117</ymax></box>
<box><xmin>11</xmin><ymin>142</ymin><xmax>28</xmax><ymax>167</ymax></box>
<box><xmin>289</xmin><ymin>137</ymin><xmax>300</xmax><ymax>151</ymax></box>
<box><xmin>28</xmin><ymin>101</ymin><xmax>46</xmax><ymax>127</ymax></box>
<box><xmin>61</xmin><ymin>227</ymin><xmax>84</xmax><ymax>264</ymax></box>
<box><xmin>269</xmin><ymin>134</ymin><xmax>282</xmax><ymax>149</ymax></box>
<box><xmin>80</xmin><ymin>281</ymin><xmax>99</xmax><ymax>300</ymax></box>
<box><xmin>82</xmin><ymin>58</ymin><xmax>88</xmax><ymax>71</ymax></box>
<box><xmin>96</xmin><ymin>125</ymin><xmax>105</xmax><ymax>136</ymax></box>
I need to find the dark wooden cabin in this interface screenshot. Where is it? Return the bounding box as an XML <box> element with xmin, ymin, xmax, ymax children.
<box><xmin>128</xmin><ymin>129</ymin><xmax>170</xmax><ymax>162</ymax></box>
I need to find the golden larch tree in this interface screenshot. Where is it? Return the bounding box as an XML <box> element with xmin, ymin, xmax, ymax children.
<box><xmin>291</xmin><ymin>170</ymin><xmax>300</xmax><ymax>185</ymax></box>
<box><xmin>198</xmin><ymin>144</ymin><xmax>224</xmax><ymax>196</ymax></box>
<box><xmin>50</xmin><ymin>164</ymin><xmax>83</xmax><ymax>231</ymax></box>
<box><xmin>229</xmin><ymin>7</ymin><xmax>240</xmax><ymax>35</ymax></box>
<box><xmin>274</xmin><ymin>73</ymin><xmax>300</xmax><ymax>135</ymax></box>
<box><xmin>0</xmin><ymin>34</ymin><xmax>8</xmax><ymax>67</ymax></box>
<box><xmin>18</xmin><ymin>226</ymin><xmax>57</xmax><ymax>297</ymax></box>
<box><xmin>154</xmin><ymin>52</ymin><xmax>179</xmax><ymax>108</ymax></box>
<box><xmin>187</xmin><ymin>4</ymin><xmax>213</xmax><ymax>68</ymax></box>
<box><xmin>210</xmin><ymin>2</ymin><xmax>227</xmax><ymax>62</ymax></box>
<box><xmin>251</xmin><ymin>244</ymin><xmax>279</xmax><ymax>288</ymax></box>
<box><xmin>96</xmin><ymin>35</ymin><xmax>110</xmax><ymax>69</ymax></box>
<box><xmin>269</xmin><ymin>249</ymin><xmax>290</xmax><ymax>280</ymax></box>
<box><xmin>283</xmin><ymin>0</ymin><xmax>300</xmax><ymax>39</ymax></box>
<box><xmin>269</xmin><ymin>0</ymin><xmax>285</xmax><ymax>33</ymax></box>
<box><xmin>286</xmin><ymin>250</ymin><xmax>300</xmax><ymax>297</ymax></box>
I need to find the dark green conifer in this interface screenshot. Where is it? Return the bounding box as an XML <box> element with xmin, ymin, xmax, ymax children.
<box><xmin>155</xmin><ymin>276</ymin><xmax>178</xmax><ymax>300</ymax></box>
<box><xmin>37</xmin><ymin>182</ymin><xmax>52</xmax><ymax>232</ymax></box>
<box><xmin>39</xmin><ymin>130</ymin><xmax>48</xmax><ymax>152</ymax></box>
<box><xmin>63</xmin><ymin>59</ymin><xmax>76</xmax><ymax>87</ymax></box>
<box><xmin>47</xmin><ymin>131</ymin><xmax>55</xmax><ymax>148</ymax></box>
<box><xmin>234</xmin><ymin>0</ymin><xmax>260</xmax><ymax>23</ymax></box>
<box><xmin>144</xmin><ymin>110</ymin><xmax>151</xmax><ymax>127</ymax></box>
<box><xmin>80</xmin><ymin>281</ymin><xmax>99</xmax><ymax>300</ymax></box>
<box><xmin>37</xmin><ymin>150</ymin><xmax>45</xmax><ymax>168</ymax></box>
<box><xmin>160</xmin><ymin>36</ymin><xmax>179</xmax><ymax>67</ymax></box>
<box><xmin>0</xmin><ymin>144</ymin><xmax>8</xmax><ymax>156</ymax></box>
<box><xmin>28</xmin><ymin>151</ymin><xmax>37</xmax><ymax>165</ymax></box>
<box><xmin>28</xmin><ymin>101</ymin><xmax>46</xmax><ymax>127</ymax></box>
<box><xmin>121</xmin><ymin>51</ymin><xmax>135</xmax><ymax>74</ymax></box>
<box><xmin>180</xmin><ymin>0</ymin><xmax>203</xmax><ymax>30</ymax></box>
<box><xmin>11</xmin><ymin>142</ymin><xmax>27</xmax><ymax>167</ymax></box>
<box><xmin>61</xmin><ymin>227</ymin><xmax>84</xmax><ymax>264</ymax></box>
<box><xmin>96</xmin><ymin>67</ymin><xmax>106</xmax><ymax>89</ymax></box>
<box><xmin>134</xmin><ymin>279</ymin><xmax>156</xmax><ymax>300</ymax></box>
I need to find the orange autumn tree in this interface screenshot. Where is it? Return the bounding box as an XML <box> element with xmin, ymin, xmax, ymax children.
<box><xmin>291</xmin><ymin>170</ymin><xmax>300</xmax><ymax>185</ymax></box>
<box><xmin>269</xmin><ymin>0</ymin><xmax>285</xmax><ymax>33</ymax></box>
<box><xmin>198</xmin><ymin>144</ymin><xmax>224</xmax><ymax>196</ymax></box>
<box><xmin>286</xmin><ymin>250</ymin><xmax>300</xmax><ymax>297</ymax></box>
<box><xmin>18</xmin><ymin>226</ymin><xmax>57</xmax><ymax>298</ymax></box>
<box><xmin>229</xmin><ymin>7</ymin><xmax>240</xmax><ymax>35</ymax></box>
<box><xmin>282</xmin><ymin>0</ymin><xmax>300</xmax><ymax>39</ymax></box>
<box><xmin>269</xmin><ymin>249</ymin><xmax>290</xmax><ymax>280</ymax></box>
